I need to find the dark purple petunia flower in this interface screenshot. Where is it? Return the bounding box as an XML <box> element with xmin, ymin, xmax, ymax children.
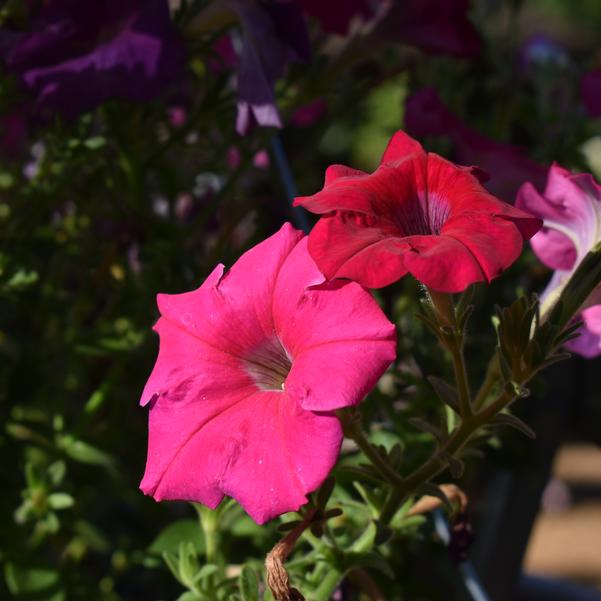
<box><xmin>582</xmin><ymin>69</ymin><xmax>601</xmax><ymax>118</ymax></box>
<box><xmin>224</xmin><ymin>0</ymin><xmax>311</xmax><ymax>135</ymax></box>
<box><xmin>0</xmin><ymin>108</ymin><xmax>28</xmax><ymax>159</ymax></box>
<box><xmin>297</xmin><ymin>0</ymin><xmax>374</xmax><ymax>35</ymax></box>
<box><xmin>3</xmin><ymin>0</ymin><xmax>186</xmax><ymax>118</ymax></box>
<box><xmin>376</xmin><ymin>0</ymin><xmax>481</xmax><ymax>58</ymax></box>
<box><xmin>405</xmin><ymin>87</ymin><xmax>547</xmax><ymax>202</ymax></box>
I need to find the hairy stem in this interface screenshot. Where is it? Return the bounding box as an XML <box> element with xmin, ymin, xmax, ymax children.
<box><xmin>341</xmin><ymin>411</ymin><xmax>403</xmax><ymax>486</ymax></box>
<box><xmin>428</xmin><ymin>290</ymin><xmax>473</xmax><ymax>420</ymax></box>
<box><xmin>378</xmin><ymin>379</ymin><xmax>523</xmax><ymax>525</ymax></box>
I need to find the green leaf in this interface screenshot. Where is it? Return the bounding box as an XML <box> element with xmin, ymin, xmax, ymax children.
<box><xmin>316</xmin><ymin>476</ymin><xmax>335</xmax><ymax>509</ymax></box>
<box><xmin>338</xmin><ymin>464</ymin><xmax>385</xmax><ymax>485</ymax></box>
<box><xmin>493</xmin><ymin>413</ymin><xmax>536</xmax><ymax>439</ymax></box>
<box><xmin>4</xmin><ymin>563</ymin><xmax>59</xmax><ymax>594</ymax></box>
<box><xmin>445</xmin><ymin>453</ymin><xmax>465</xmax><ymax>478</ymax></box>
<box><xmin>195</xmin><ymin>563</ymin><xmax>218</xmax><ymax>582</ymax></box>
<box><xmin>48</xmin><ymin>461</ymin><xmax>66</xmax><ymax>486</ymax></box>
<box><xmin>427</xmin><ymin>376</ymin><xmax>459</xmax><ymax>412</ymax></box>
<box><xmin>47</xmin><ymin>493</ymin><xmax>74</xmax><ymax>510</ymax></box>
<box><xmin>149</xmin><ymin>519</ymin><xmax>205</xmax><ymax>555</ymax></box>
<box><xmin>408</xmin><ymin>417</ymin><xmax>445</xmax><ymax>443</ymax></box>
<box><xmin>415</xmin><ymin>484</ymin><xmax>453</xmax><ymax>513</ymax></box>
<box><xmin>83</xmin><ymin>136</ymin><xmax>106</xmax><ymax>150</ymax></box>
<box><xmin>162</xmin><ymin>551</ymin><xmax>183</xmax><ymax>584</ymax></box>
<box><xmin>178</xmin><ymin>541</ymin><xmax>199</xmax><ymax>585</ymax></box>
<box><xmin>176</xmin><ymin>593</ymin><xmax>202</xmax><ymax>601</ymax></box>
<box><xmin>353</xmin><ymin>482</ymin><xmax>385</xmax><ymax>515</ymax></box>
<box><xmin>58</xmin><ymin>436</ymin><xmax>117</xmax><ymax>472</ymax></box>
<box><xmin>277</xmin><ymin>519</ymin><xmax>301</xmax><ymax>533</ymax></box>
<box><xmin>74</xmin><ymin>520</ymin><xmax>110</xmax><ymax>552</ymax></box>
<box><xmin>4</xmin><ymin>268</ymin><xmax>39</xmax><ymax>290</ymax></box>
<box><xmin>373</xmin><ymin>520</ymin><xmax>394</xmax><ymax>546</ymax></box>
<box><xmin>239</xmin><ymin>564</ymin><xmax>260</xmax><ymax>601</ymax></box>
<box><xmin>44</xmin><ymin>511</ymin><xmax>60</xmax><ymax>533</ymax></box>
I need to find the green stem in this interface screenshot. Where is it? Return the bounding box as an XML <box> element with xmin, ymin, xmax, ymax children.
<box><xmin>313</xmin><ymin>566</ymin><xmax>344</xmax><ymax>601</ymax></box>
<box><xmin>472</xmin><ymin>357</ymin><xmax>499</xmax><ymax>411</ymax></box>
<box><xmin>428</xmin><ymin>290</ymin><xmax>473</xmax><ymax>420</ymax></box>
<box><xmin>193</xmin><ymin>503</ymin><xmax>221</xmax><ymax>596</ymax></box>
<box><xmin>341</xmin><ymin>412</ymin><xmax>403</xmax><ymax>486</ymax></box>
<box><xmin>379</xmin><ymin>378</ymin><xmax>526</xmax><ymax>525</ymax></box>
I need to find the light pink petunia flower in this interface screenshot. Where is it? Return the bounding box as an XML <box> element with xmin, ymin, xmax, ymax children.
<box><xmin>140</xmin><ymin>223</ymin><xmax>396</xmax><ymax>523</ymax></box>
<box><xmin>516</xmin><ymin>164</ymin><xmax>601</xmax><ymax>357</ymax></box>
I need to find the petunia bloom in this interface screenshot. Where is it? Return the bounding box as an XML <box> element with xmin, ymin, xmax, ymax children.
<box><xmin>222</xmin><ymin>0</ymin><xmax>311</xmax><ymax>135</ymax></box>
<box><xmin>582</xmin><ymin>69</ymin><xmax>601</xmax><ymax>119</ymax></box>
<box><xmin>405</xmin><ymin>87</ymin><xmax>548</xmax><ymax>202</ymax></box>
<box><xmin>3</xmin><ymin>0</ymin><xmax>186</xmax><ymax>119</ymax></box>
<box><xmin>375</xmin><ymin>0</ymin><xmax>481</xmax><ymax>58</ymax></box>
<box><xmin>140</xmin><ymin>223</ymin><xmax>396</xmax><ymax>524</ymax></box>
<box><xmin>294</xmin><ymin>131</ymin><xmax>541</xmax><ymax>293</ymax></box>
<box><xmin>297</xmin><ymin>0</ymin><xmax>374</xmax><ymax>35</ymax></box>
<box><xmin>516</xmin><ymin>164</ymin><xmax>601</xmax><ymax>357</ymax></box>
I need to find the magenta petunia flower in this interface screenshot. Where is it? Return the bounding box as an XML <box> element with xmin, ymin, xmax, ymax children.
<box><xmin>516</xmin><ymin>164</ymin><xmax>601</xmax><ymax>357</ymax></box>
<box><xmin>294</xmin><ymin>131</ymin><xmax>541</xmax><ymax>293</ymax></box>
<box><xmin>140</xmin><ymin>224</ymin><xmax>396</xmax><ymax>524</ymax></box>
<box><xmin>3</xmin><ymin>0</ymin><xmax>186</xmax><ymax>119</ymax></box>
<box><xmin>405</xmin><ymin>87</ymin><xmax>547</xmax><ymax>202</ymax></box>
<box><xmin>582</xmin><ymin>69</ymin><xmax>601</xmax><ymax>118</ymax></box>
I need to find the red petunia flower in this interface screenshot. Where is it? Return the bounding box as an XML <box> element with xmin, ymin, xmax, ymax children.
<box><xmin>294</xmin><ymin>131</ymin><xmax>542</xmax><ymax>292</ymax></box>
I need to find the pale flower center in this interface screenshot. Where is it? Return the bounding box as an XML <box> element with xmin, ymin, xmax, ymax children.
<box><xmin>243</xmin><ymin>337</ymin><xmax>292</xmax><ymax>392</ymax></box>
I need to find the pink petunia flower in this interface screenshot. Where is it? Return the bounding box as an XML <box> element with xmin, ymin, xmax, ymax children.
<box><xmin>405</xmin><ymin>87</ymin><xmax>547</xmax><ymax>202</ymax></box>
<box><xmin>294</xmin><ymin>131</ymin><xmax>541</xmax><ymax>293</ymax></box>
<box><xmin>516</xmin><ymin>164</ymin><xmax>601</xmax><ymax>357</ymax></box>
<box><xmin>140</xmin><ymin>223</ymin><xmax>396</xmax><ymax>523</ymax></box>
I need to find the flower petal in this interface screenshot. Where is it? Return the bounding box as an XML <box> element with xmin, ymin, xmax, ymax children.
<box><xmin>401</xmin><ymin>234</ymin><xmax>487</xmax><ymax>292</ymax></box>
<box><xmin>565</xmin><ymin>306</ymin><xmax>601</xmax><ymax>358</ymax></box>
<box><xmin>381</xmin><ymin>129</ymin><xmax>424</xmax><ymax>163</ymax></box>
<box><xmin>439</xmin><ymin>212</ymin><xmax>526</xmax><ymax>285</ymax></box>
<box><xmin>141</xmin><ymin>317</ymin><xmax>254</xmax><ymax>408</ymax></box>
<box><xmin>305</xmin><ymin>212</ymin><xmax>410</xmax><ymax>288</ymax></box>
<box><xmin>324</xmin><ymin>164</ymin><xmax>368</xmax><ymax>186</ymax></box>
<box><xmin>295</xmin><ymin>155</ymin><xmax>427</xmax><ymax>216</ymax></box>
<box><xmin>141</xmin><ymin>389</ymin><xmax>343</xmax><ymax>524</ymax></box>
<box><xmin>287</xmin><ymin>340</ymin><xmax>396</xmax><ymax>411</ymax></box>
<box><xmin>155</xmin><ymin>224</ymin><xmax>303</xmax><ymax>358</ymax></box>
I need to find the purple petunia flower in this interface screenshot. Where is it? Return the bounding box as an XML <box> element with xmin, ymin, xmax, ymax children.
<box><xmin>375</xmin><ymin>0</ymin><xmax>481</xmax><ymax>58</ymax></box>
<box><xmin>224</xmin><ymin>0</ymin><xmax>311</xmax><ymax>135</ymax></box>
<box><xmin>3</xmin><ymin>0</ymin><xmax>186</xmax><ymax>119</ymax></box>
<box><xmin>297</xmin><ymin>0</ymin><xmax>375</xmax><ymax>35</ymax></box>
<box><xmin>582</xmin><ymin>69</ymin><xmax>601</xmax><ymax>118</ymax></box>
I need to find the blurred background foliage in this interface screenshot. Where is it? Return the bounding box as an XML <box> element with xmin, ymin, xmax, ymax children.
<box><xmin>0</xmin><ymin>0</ymin><xmax>600</xmax><ymax>599</ymax></box>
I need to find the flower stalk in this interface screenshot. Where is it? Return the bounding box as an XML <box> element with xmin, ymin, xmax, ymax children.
<box><xmin>428</xmin><ymin>289</ymin><xmax>473</xmax><ymax>420</ymax></box>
